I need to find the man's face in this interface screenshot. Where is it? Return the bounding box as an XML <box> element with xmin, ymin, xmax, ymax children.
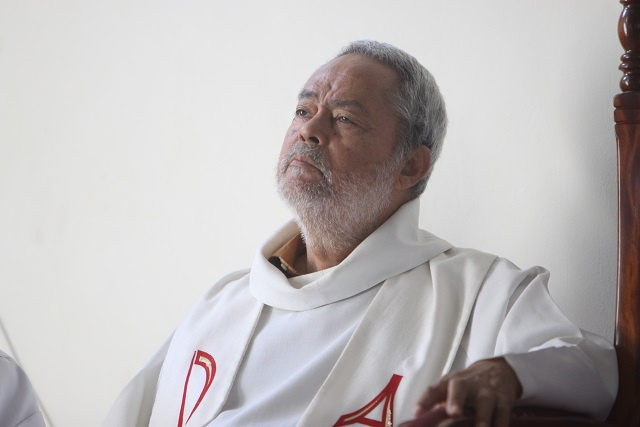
<box><xmin>276</xmin><ymin>53</ymin><xmax>402</xmax><ymax>217</ymax></box>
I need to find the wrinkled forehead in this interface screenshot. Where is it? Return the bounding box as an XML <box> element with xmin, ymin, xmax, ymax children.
<box><xmin>300</xmin><ymin>54</ymin><xmax>399</xmax><ymax>102</ymax></box>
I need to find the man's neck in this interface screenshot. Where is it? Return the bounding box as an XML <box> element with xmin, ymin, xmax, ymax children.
<box><xmin>294</xmin><ymin>246</ymin><xmax>353</xmax><ymax>274</ymax></box>
<box><xmin>289</xmin><ymin>189</ymin><xmax>411</xmax><ymax>274</ymax></box>
<box><xmin>296</xmin><ymin>202</ymin><xmax>405</xmax><ymax>274</ymax></box>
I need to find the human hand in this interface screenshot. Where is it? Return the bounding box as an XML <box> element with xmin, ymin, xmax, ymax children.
<box><xmin>414</xmin><ymin>357</ymin><xmax>522</xmax><ymax>427</ymax></box>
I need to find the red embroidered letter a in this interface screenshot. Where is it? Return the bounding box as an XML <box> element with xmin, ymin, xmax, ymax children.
<box><xmin>334</xmin><ymin>374</ymin><xmax>403</xmax><ymax>427</ymax></box>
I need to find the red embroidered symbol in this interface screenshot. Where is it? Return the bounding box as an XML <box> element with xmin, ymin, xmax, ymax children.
<box><xmin>178</xmin><ymin>350</ymin><xmax>216</xmax><ymax>427</ymax></box>
<box><xmin>334</xmin><ymin>374</ymin><xmax>403</xmax><ymax>427</ymax></box>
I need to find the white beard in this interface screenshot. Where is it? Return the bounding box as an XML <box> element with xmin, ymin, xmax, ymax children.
<box><xmin>276</xmin><ymin>144</ymin><xmax>399</xmax><ymax>257</ymax></box>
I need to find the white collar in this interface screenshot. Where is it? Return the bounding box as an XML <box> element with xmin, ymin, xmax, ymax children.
<box><xmin>250</xmin><ymin>199</ymin><xmax>452</xmax><ymax>311</ymax></box>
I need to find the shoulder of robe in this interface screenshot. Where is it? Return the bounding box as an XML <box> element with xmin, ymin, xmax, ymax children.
<box><xmin>200</xmin><ymin>268</ymin><xmax>251</xmax><ymax>300</ymax></box>
<box><xmin>435</xmin><ymin>246</ymin><xmax>499</xmax><ymax>265</ymax></box>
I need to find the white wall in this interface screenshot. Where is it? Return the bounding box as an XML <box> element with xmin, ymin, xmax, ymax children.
<box><xmin>0</xmin><ymin>1</ymin><xmax>621</xmax><ymax>425</ymax></box>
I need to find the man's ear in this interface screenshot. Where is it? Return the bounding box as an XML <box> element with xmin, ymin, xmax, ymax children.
<box><xmin>396</xmin><ymin>145</ymin><xmax>431</xmax><ymax>191</ymax></box>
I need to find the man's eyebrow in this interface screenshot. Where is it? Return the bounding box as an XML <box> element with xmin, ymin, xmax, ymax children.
<box><xmin>297</xmin><ymin>90</ymin><xmax>369</xmax><ymax>114</ymax></box>
<box><xmin>330</xmin><ymin>99</ymin><xmax>368</xmax><ymax>114</ymax></box>
<box><xmin>297</xmin><ymin>89</ymin><xmax>318</xmax><ymax>101</ymax></box>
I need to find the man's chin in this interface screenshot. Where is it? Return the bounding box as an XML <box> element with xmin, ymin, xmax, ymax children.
<box><xmin>277</xmin><ymin>177</ymin><xmax>332</xmax><ymax>199</ymax></box>
<box><xmin>286</xmin><ymin>161</ymin><xmax>324</xmax><ymax>178</ymax></box>
<box><xmin>280</xmin><ymin>169</ymin><xmax>326</xmax><ymax>188</ymax></box>
<box><xmin>277</xmin><ymin>186</ymin><xmax>330</xmax><ymax>213</ymax></box>
<box><xmin>279</xmin><ymin>190</ymin><xmax>326</xmax><ymax>207</ymax></box>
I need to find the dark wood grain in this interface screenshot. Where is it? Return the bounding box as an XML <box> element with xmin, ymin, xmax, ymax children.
<box><xmin>619</xmin><ymin>0</ymin><xmax>640</xmax><ymax>92</ymax></box>
<box><xmin>401</xmin><ymin>407</ymin><xmax>606</xmax><ymax>427</ymax></box>
<box><xmin>610</xmin><ymin>94</ymin><xmax>640</xmax><ymax>427</ymax></box>
<box><xmin>608</xmin><ymin>1</ymin><xmax>640</xmax><ymax>426</ymax></box>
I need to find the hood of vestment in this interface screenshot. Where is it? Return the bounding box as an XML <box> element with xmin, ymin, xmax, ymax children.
<box><xmin>250</xmin><ymin>198</ymin><xmax>453</xmax><ymax>311</ymax></box>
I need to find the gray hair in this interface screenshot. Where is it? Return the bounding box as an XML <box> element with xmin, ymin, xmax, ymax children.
<box><xmin>337</xmin><ymin>40</ymin><xmax>447</xmax><ymax>198</ymax></box>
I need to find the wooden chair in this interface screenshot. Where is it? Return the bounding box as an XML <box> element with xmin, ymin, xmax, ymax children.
<box><xmin>405</xmin><ymin>1</ymin><xmax>640</xmax><ymax>425</ymax></box>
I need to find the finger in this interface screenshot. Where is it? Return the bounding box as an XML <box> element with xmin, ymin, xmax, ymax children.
<box><xmin>493</xmin><ymin>399</ymin><xmax>513</xmax><ymax>427</ymax></box>
<box><xmin>415</xmin><ymin>382</ymin><xmax>448</xmax><ymax>415</ymax></box>
<box><xmin>446</xmin><ymin>378</ymin><xmax>469</xmax><ymax>417</ymax></box>
<box><xmin>494</xmin><ymin>358</ymin><xmax>523</xmax><ymax>398</ymax></box>
<box><xmin>473</xmin><ymin>389</ymin><xmax>496</xmax><ymax>427</ymax></box>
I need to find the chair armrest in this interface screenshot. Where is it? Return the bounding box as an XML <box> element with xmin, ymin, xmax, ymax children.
<box><xmin>400</xmin><ymin>407</ymin><xmax>610</xmax><ymax>427</ymax></box>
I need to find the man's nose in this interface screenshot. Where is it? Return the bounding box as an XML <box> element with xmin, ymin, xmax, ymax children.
<box><xmin>298</xmin><ymin>113</ymin><xmax>328</xmax><ymax>145</ymax></box>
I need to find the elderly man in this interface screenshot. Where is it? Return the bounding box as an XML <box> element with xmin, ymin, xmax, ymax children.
<box><xmin>104</xmin><ymin>41</ymin><xmax>617</xmax><ymax>427</ymax></box>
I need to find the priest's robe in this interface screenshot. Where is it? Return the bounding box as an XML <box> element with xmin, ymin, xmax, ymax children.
<box><xmin>104</xmin><ymin>199</ymin><xmax>617</xmax><ymax>426</ymax></box>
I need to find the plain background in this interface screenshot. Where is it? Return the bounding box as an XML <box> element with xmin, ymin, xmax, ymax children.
<box><xmin>0</xmin><ymin>1</ymin><xmax>621</xmax><ymax>425</ymax></box>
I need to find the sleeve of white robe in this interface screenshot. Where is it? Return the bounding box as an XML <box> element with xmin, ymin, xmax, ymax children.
<box><xmin>0</xmin><ymin>350</ymin><xmax>45</xmax><ymax>427</ymax></box>
<box><xmin>456</xmin><ymin>258</ymin><xmax>617</xmax><ymax>421</ymax></box>
<box><xmin>102</xmin><ymin>334</ymin><xmax>173</xmax><ymax>427</ymax></box>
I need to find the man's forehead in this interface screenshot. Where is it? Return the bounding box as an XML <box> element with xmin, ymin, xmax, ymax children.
<box><xmin>297</xmin><ymin>88</ymin><xmax>369</xmax><ymax>114</ymax></box>
<box><xmin>300</xmin><ymin>63</ymin><xmax>354</xmax><ymax>93</ymax></box>
<box><xmin>298</xmin><ymin>54</ymin><xmax>398</xmax><ymax>104</ymax></box>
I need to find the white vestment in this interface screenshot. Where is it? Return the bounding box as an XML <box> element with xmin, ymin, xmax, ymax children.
<box><xmin>0</xmin><ymin>350</ymin><xmax>45</xmax><ymax>427</ymax></box>
<box><xmin>104</xmin><ymin>200</ymin><xmax>617</xmax><ymax>427</ymax></box>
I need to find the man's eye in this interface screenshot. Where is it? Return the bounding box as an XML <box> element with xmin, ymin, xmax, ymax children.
<box><xmin>337</xmin><ymin>116</ymin><xmax>352</xmax><ymax>124</ymax></box>
<box><xmin>296</xmin><ymin>109</ymin><xmax>309</xmax><ymax>118</ymax></box>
